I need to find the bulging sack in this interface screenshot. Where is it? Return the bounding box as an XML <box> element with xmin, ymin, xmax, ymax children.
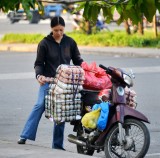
<box><xmin>81</xmin><ymin>108</ymin><xmax>101</xmax><ymax>129</ymax></box>
<box><xmin>81</xmin><ymin>62</ymin><xmax>112</xmax><ymax>90</ymax></box>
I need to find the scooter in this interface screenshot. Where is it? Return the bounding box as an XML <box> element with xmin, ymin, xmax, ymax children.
<box><xmin>68</xmin><ymin>64</ymin><xmax>150</xmax><ymax>158</ymax></box>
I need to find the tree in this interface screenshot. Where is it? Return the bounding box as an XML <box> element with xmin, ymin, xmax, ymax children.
<box><xmin>0</xmin><ymin>0</ymin><xmax>44</xmax><ymax>19</ymax></box>
<box><xmin>75</xmin><ymin>0</ymin><xmax>160</xmax><ymax>34</ymax></box>
<box><xmin>1</xmin><ymin>0</ymin><xmax>160</xmax><ymax>31</ymax></box>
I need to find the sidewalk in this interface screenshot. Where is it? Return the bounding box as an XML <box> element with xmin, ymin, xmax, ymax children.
<box><xmin>0</xmin><ymin>43</ymin><xmax>160</xmax><ymax>58</ymax></box>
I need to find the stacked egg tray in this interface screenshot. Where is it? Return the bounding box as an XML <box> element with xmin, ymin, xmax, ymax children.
<box><xmin>45</xmin><ymin>64</ymin><xmax>85</xmax><ymax>123</ymax></box>
<box><xmin>52</xmin><ymin>92</ymin><xmax>82</xmax><ymax>123</ymax></box>
<box><xmin>45</xmin><ymin>83</ymin><xmax>83</xmax><ymax>123</ymax></box>
<box><xmin>45</xmin><ymin>88</ymin><xmax>55</xmax><ymax>120</ymax></box>
<box><xmin>125</xmin><ymin>88</ymin><xmax>137</xmax><ymax>109</ymax></box>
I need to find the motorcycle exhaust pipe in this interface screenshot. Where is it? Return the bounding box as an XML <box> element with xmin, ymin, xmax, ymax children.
<box><xmin>68</xmin><ymin>134</ymin><xmax>86</xmax><ymax>147</ymax></box>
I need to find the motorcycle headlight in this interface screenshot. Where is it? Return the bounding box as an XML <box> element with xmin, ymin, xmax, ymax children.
<box><xmin>116</xmin><ymin>86</ymin><xmax>125</xmax><ymax>96</ymax></box>
<box><xmin>123</xmin><ymin>74</ymin><xmax>133</xmax><ymax>87</ymax></box>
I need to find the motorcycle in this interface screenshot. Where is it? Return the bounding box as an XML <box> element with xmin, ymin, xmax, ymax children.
<box><xmin>68</xmin><ymin>64</ymin><xmax>150</xmax><ymax>158</ymax></box>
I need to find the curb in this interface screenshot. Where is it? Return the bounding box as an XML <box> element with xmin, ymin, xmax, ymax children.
<box><xmin>0</xmin><ymin>44</ymin><xmax>37</xmax><ymax>52</ymax></box>
<box><xmin>79</xmin><ymin>46</ymin><xmax>160</xmax><ymax>58</ymax></box>
<box><xmin>0</xmin><ymin>44</ymin><xmax>160</xmax><ymax>58</ymax></box>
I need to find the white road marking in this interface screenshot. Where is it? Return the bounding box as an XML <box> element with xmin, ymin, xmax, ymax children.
<box><xmin>125</xmin><ymin>66</ymin><xmax>160</xmax><ymax>74</ymax></box>
<box><xmin>146</xmin><ymin>153</ymin><xmax>160</xmax><ymax>157</ymax></box>
<box><xmin>0</xmin><ymin>66</ymin><xmax>159</xmax><ymax>80</ymax></box>
<box><xmin>0</xmin><ymin>72</ymin><xmax>34</xmax><ymax>80</ymax></box>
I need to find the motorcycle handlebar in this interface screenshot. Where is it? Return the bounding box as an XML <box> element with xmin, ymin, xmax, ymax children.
<box><xmin>99</xmin><ymin>64</ymin><xmax>112</xmax><ymax>74</ymax></box>
<box><xmin>100</xmin><ymin>64</ymin><xmax>126</xmax><ymax>85</ymax></box>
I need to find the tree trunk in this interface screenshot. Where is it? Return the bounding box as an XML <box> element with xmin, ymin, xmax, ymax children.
<box><xmin>138</xmin><ymin>17</ymin><xmax>144</xmax><ymax>35</ymax></box>
<box><xmin>124</xmin><ymin>20</ymin><xmax>131</xmax><ymax>35</ymax></box>
<box><xmin>153</xmin><ymin>15</ymin><xmax>158</xmax><ymax>37</ymax></box>
<box><xmin>85</xmin><ymin>21</ymin><xmax>92</xmax><ymax>34</ymax></box>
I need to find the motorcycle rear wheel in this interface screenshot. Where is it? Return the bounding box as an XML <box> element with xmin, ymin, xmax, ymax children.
<box><xmin>104</xmin><ymin>118</ymin><xmax>150</xmax><ymax>158</ymax></box>
<box><xmin>76</xmin><ymin>128</ymin><xmax>94</xmax><ymax>156</ymax></box>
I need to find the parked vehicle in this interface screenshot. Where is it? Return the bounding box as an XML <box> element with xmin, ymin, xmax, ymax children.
<box><xmin>68</xmin><ymin>64</ymin><xmax>150</xmax><ymax>158</ymax></box>
<box><xmin>7</xmin><ymin>4</ymin><xmax>63</xmax><ymax>24</ymax></box>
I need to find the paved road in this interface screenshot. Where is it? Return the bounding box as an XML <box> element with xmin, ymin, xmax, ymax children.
<box><xmin>0</xmin><ymin>51</ymin><xmax>160</xmax><ymax>157</ymax></box>
<box><xmin>1</xmin><ymin>11</ymin><xmax>160</xmax><ymax>158</ymax></box>
<box><xmin>0</xmin><ymin>13</ymin><xmax>124</xmax><ymax>38</ymax></box>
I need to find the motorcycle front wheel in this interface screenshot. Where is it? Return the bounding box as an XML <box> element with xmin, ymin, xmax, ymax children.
<box><xmin>104</xmin><ymin>118</ymin><xmax>150</xmax><ymax>158</ymax></box>
<box><xmin>76</xmin><ymin>126</ymin><xmax>94</xmax><ymax>156</ymax></box>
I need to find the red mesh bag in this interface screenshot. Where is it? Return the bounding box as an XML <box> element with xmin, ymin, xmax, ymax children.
<box><xmin>81</xmin><ymin>62</ymin><xmax>112</xmax><ymax>90</ymax></box>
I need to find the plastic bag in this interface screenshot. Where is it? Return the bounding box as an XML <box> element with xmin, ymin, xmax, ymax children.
<box><xmin>81</xmin><ymin>62</ymin><xmax>112</xmax><ymax>90</ymax></box>
<box><xmin>92</xmin><ymin>102</ymin><xmax>110</xmax><ymax>131</ymax></box>
<box><xmin>81</xmin><ymin>108</ymin><xmax>101</xmax><ymax>129</ymax></box>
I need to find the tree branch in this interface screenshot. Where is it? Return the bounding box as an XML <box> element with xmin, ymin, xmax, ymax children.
<box><xmin>37</xmin><ymin>0</ymin><xmax>129</xmax><ymax>5</ymax></box>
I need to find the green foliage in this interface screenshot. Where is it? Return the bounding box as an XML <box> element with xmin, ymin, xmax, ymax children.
<box><xmin>77</xmin><ymin>0</ymin><xmax>160</xmax><ymax>25</ymax></box>
<box><xmin>1</xmin><ymin>0</ymin><xmax>160</xmax><ymax>26</ymax></box>
<box><xmin>1</xmin><ymin>33</ymin><xmax>44</xmax><ymax>44</ymax></box>
<box><xmin>0</xmin><ymin>0</ymin><xmax>43</xmax><ymax>20</ymax></box>
<box><xmin>0</xmin><ymin>0</ymin><xmax>19</xmax><ymax>12</ymax></box>
<box><xmin>65</xmin><ymin>31</ymin><xmax>160</xmax><ymax>48</ymax></box>
<box><xmin>1</xmin><ymin>31</ymin><xmax>160</xmax><ymax>48</ymax></box>
<box><xmin>156</xmin><ymin>0</ymin><xmax>160</xmax><ymax>13</ymax></box>
<box><xmin>21</xmin><ymin>0</ymin><xmax>43</xmax><ymax>19</ymax></box>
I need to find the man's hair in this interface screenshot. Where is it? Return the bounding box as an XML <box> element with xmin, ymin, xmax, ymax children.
<box><xmin>50</xmin><ymin>16</ymin><xmax>65</xmax><ymax>28</ymax></box>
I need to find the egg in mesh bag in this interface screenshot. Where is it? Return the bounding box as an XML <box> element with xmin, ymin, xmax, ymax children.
<box><xmin>45</xmin><ymin>64</ymin><xmax>85</xmax><ymax>123</ymax></box>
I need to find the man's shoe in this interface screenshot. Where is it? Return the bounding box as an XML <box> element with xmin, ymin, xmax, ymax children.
<box><xmin>17</xmin><ymin>138</ymin><xmax>26</xmax><ymax>144</ymax></box>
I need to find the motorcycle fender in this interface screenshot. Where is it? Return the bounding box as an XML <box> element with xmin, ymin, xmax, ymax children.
<box><xmin>122</xmin><ymin>105</ymin><xmax>150</xmax><ymax>123</ymax></box>
<box><xmin>95</xmin><ymin>105</ymin><xmax>150</xmax><ymax>144</ymax></box>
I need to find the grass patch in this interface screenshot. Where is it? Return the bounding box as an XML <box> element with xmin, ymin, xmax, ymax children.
<box><xmin>1</xmin><ymin>31</ymin><xmax>160</xmax><ymax>48</ymax></box>
<box><xmin>1</xmin><ymin>33</ymin><xmax>44</xmax><ymax>44</ymax></box>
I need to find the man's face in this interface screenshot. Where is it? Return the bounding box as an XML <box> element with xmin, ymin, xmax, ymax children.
<box><xmin>51</xmin><ymin>25</ymin><xmax>64</xmax><ymax>39</ymax></box>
